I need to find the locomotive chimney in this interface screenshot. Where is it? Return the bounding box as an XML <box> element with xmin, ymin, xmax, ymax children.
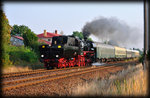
<box><xmin>55</xmin><ymin>30</ymin><xmax>57</xmax><ymax>34</ymax></box>
<box><xmin>44</xmin><ymin>30</ymin><xmax>47</xmax><ymax>36</ymax></box>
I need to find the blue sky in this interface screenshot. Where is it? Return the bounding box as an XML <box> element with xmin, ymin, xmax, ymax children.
<box><xmin>3</xmin><ymin>2</ymin><xmax>144</xmax><ymax>49</ymax></box>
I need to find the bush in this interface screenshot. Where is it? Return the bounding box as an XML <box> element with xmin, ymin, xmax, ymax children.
<box><xmin>30</xmin><ymin>42</ymin><xmax>41</xmax><ymax>57</ymax></box>
<box><xmin>6</xmin><ymin>45</ymin><xmax>38</xmax><ymax>66</ymax></box>
<box><xmin>2</xmin><ymin>51</ymin><xmax>12</xmax><ymax>67</ymax></box>
<box><xmin>9</xmin><ymin>50</ymin><xmax>38</xmax><ymax>63</ymax></box>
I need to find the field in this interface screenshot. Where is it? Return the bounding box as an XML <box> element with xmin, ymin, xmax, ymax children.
<box><xmin>73</xmin><ymin>63</ymin><xmax>148</xmax><ymax>96</ymax></box>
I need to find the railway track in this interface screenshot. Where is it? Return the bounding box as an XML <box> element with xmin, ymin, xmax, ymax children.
<box><xmin>2</xmin><ymin>66</ymin><xmax>87</xmax><ymax>78</ymax></box>
<box><xmin>2</xmin><ymin>66</ymin><xmax>92</xmax><ymax>86</ymax></box>
<box><xmin>2</xmin><ymin>59</ymin><xmax>138</xmax><ymax>78</ymax></box>
<box><xmin>2</xmin><ymin>64</ymin><xmax>123</xmax><ymax>91</ymax></box>
<box><xmin>2</xmin><ymin>60</ymin><xmax>139</xmax><ymax>92</ymax></box>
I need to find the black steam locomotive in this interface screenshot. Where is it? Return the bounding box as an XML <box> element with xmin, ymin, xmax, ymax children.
<box><xmin>39</xmin><ymin>35</ymin><xmax>95</xmax><ymax>69</ymax></box>
<box><xmin>39</xmin><ymin>35</ymin><xmax>140</xmax><ymax>70</ymax></box>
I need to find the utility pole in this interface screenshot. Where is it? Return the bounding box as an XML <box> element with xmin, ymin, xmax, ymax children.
<box><xmin>144</xmin><ymin>0</ymin><xmax>149</xmax><ymax>69</ymax></box>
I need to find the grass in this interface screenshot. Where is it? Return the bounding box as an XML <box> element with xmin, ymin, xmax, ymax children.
<box><xmin>73</xmin><ymin>63</ymin><xmax>148</xmax><ymax>96</ymax></box>
<box><xmin>2</xmin><ymin>66</ymin><xmax>32</xmax><ymax>73</ymax></box>
<box><xmin>2</xmin><ymin>61</ymin><xmax>44</xmax><ymax>73</ymax></box>
<box><xmin>110</xmin><ymin>69</ymin><xmax>148</xmax><ymax>96</ymax></box>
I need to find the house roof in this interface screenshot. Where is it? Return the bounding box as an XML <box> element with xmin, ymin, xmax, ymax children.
<box><xmin>12</xmin><ymin>35</ymin><xmax>51</xmax><ymax>45</ymax></box>
<box><xmin>38</xmin><ymin>39</ymin><xmax>51</xmax><ymax>45</ymax></box>
<box><xmin>37</xmin><ymin>32</ymin><xmax>60</xmax><ymax>38</ymax></box>
<box><xmin>13</xmin><ymin>35</ymin><xmax>24</xmax><ymax>40</ymax></box>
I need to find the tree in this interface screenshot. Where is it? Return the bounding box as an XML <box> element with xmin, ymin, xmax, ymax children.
<box><xmin>1</xmin><ymin>12</ymin><xmax>11</xmax><ymax>44</ymax></box>
<box><xmin>72</xmin><ymin>31</ymin><xmax>93</xmax><ymax>41</ymax></box>
<box><xmin>23</xmin><ymin>29</ymin><xmax>38</xmax><ymax>48</ymax></box>
<box><xmin>72</xmin><ymin>31</ymin><xmax>84</xmax><ymax>39</ymax></box>
<box><xmin>0</xmin><ymin>11</ymin><xmax>12</xmax><ymax>66</ymax></box>
<box><xmin>22</xmin><ymin>29</ymin><xmax>41</xmax><ymax>56</ymax></box>
<box><xmin>11</xmin><ymin>24</ymin><xmax>39</xmax><ymax>53</ymax></box>
<box><xmin>11</xmin><ymin>25</ymin><xmax>29</xmax><ymax>36</ymax></box>
<box><xmin>87</xmin><ymin>37</ymin><xmax>93</xmax><ymax>41</ymax></box>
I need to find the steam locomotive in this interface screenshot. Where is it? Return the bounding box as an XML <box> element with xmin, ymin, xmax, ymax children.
<box><xmin>39</xmin><ymin>35</ymin><xmax>139</xmax><ymax>70</ymax></box>
<box><xmin>39</xmin><ymin>35</ymin><xmax>95</xmax><ymax>69</ymax></box>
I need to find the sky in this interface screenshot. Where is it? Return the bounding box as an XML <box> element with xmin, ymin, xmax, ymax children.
<box><xmin>3</xmin><ymin>2</ymin><xmax>144</xmax><ymax>49</ymax></box>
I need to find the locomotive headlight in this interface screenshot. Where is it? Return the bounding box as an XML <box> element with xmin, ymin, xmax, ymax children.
<box><xmin>42</xmin><ymin>45</ymin><xmax>45</xmax><ymax>48</ymax></box>
<box><xmin>58</xmin><ymin>45</ymin><xmax>61</xmax><ymax>48</ymax></box>
<box><xmin>56</xmin><ymin>55</ymin><xmax>59</xmax><ymax>57</ymax></box>
<box><xmin>41</xmin><ymin>55</ymin><xmax>44</xmax><ymax>57</ymax></box>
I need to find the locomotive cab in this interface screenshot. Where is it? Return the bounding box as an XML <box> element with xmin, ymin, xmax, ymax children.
<box><xmin>52</xmin><ymin>36</ymin><xmax>81</xmax><ymax>59</ymax></box>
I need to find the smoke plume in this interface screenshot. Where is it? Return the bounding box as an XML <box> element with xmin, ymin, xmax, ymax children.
<box><xmin>82</xmin><ymin>16</ymin><xmax>143</xmax><ymax>48</ymax></box>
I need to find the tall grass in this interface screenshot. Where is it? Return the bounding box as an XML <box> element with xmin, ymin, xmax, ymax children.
<box><xmin>110</xmin><ymin>70</ymin><xmax>148</xmax><ymax>96</ymax></box>
<box><xmin>2</xmin><ymin>66</ymin><xmax>32</xmax><ymax>73</ymax></box>
<box><xmin>73</xmin><ymin>64</ymin><xmax>148</xmax><ymax>96</ymax></box>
